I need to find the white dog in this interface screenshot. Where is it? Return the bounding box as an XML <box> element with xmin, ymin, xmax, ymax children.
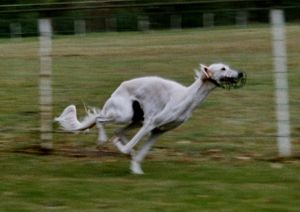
<box><xmin>55</xmin><ymin>63</ymin><xmax>246</xmax><ymax>174</ymax></box>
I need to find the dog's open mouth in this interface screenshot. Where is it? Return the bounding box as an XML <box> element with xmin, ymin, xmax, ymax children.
<box><xmin>219</xmin><ymin>72</ymin><xmax>247</xmax><ymax>89</ymax></box>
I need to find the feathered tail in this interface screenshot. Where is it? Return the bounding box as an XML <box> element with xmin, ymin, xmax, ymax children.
<box><xmin>54</xmin><ymin>105</ymin><xmax>100</xmax><ymax>132</ymax></box>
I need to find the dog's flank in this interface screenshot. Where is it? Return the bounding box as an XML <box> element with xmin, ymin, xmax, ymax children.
<box><xmin>55</xmin><ymin>63</ymin><xmax>246</xmax><ymax>174</ymax></box>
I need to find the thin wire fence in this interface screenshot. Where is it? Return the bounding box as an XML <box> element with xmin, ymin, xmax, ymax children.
<box><xmin>0</xmin><ymin>4</ymin><xmax>299</xmax><ymax>37</ymax></box>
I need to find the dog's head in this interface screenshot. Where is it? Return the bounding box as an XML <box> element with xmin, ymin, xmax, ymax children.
<box><xmin>199</xmin><ymin>63</ymin><xmax>246</xmax><ymax>89</ymax></box>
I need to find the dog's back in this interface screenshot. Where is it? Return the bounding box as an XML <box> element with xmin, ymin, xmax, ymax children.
<box><xmin>105</xmin><ymin>76</ymin><xmax>188</xmax><ymax>120</ymax></box>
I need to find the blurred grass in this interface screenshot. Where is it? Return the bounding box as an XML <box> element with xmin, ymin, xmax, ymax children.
<box><xmin>1</xmin><ymin>153</ymin><xmax>300</xmax><ymax>211</ymax></box>
<box><xmin>0</xmin><ymin>25</ymin><xmax>300</xmax><ymax>211</ymax></box>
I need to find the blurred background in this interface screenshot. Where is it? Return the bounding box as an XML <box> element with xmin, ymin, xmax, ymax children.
<box><xmin>1</xmin><ymin>0</ymin><xmax>300</xmax><ymax>211</ymax></box>
<box><xmin>0</xmin><ymin>0</ymin><xmax>299</xmax><ymax>36</ymax></box>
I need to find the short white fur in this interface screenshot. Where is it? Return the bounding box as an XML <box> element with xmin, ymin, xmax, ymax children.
<box><xmin>55</xmin><ymin>63</ymin><xmax>242</xmax><ymax>174</ymax></box>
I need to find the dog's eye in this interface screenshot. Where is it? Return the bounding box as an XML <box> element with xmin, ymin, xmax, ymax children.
<box><xmin>221</xmin><ymin>67</ymin><xmax>226</xmax><ymax>71</ymax></box>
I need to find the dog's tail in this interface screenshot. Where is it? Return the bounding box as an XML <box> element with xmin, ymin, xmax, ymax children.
<box><xmin>54</xmin><ymin>105</ymin><xmax>100</xmax><ymax>132</ymax></box>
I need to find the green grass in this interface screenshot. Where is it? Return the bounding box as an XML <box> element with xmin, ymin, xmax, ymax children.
<box><xmin>1</xmin><ymin>153</ymin><xmax>300</xmax><ymax>211</ymax></box>
<box><xmin>1</xmin><ymin>25</ymin><xmax>300</xmax><ymax>211</ymax></box>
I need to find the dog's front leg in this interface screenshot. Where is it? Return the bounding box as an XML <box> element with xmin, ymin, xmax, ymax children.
<box><xmin>130</xmin><ymin>132</ymin><xmax>161</xmax><ymax>174</ymax></box>
<box><xmin>111</xmin><ymin>136</ymin><xmax>136</xmax><ymax>156</ymax></box>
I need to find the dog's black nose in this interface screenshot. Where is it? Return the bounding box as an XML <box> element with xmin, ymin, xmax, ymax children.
<box><xmin>238</xmin><ymin>72</ymin><xmax>244</xmax><ymax>79</ymax></box>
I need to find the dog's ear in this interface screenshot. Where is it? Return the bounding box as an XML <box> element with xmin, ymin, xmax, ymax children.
<box><xmin>200</xmin><ymin>64</ymin><xmax>208</xmax><ymax>72</ymax></box>
<box><xmin>200</xmin><ymin>64</ymin><xmax>211</xmax><ymax>80</ymax></box>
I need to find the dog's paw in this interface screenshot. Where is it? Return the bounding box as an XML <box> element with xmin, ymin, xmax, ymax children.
<box><xmin>131</xmin><ymin>161</ymin><xmax>144</xmax><ymax>175</ymax></box>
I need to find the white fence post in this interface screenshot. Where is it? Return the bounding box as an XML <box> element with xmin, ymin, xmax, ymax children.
<box><xmin>270</xmin><ymin>9</ymin><xmax>291</xmax><ymax>157</ymax></box>
<box><xmin>38</xmin><ymin>18</ymin><xmax>53</xmax><ymax>150</ymax></box>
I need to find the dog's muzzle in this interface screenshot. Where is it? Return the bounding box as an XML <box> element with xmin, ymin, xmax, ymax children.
<box><xmin>219</xmin><ymin>72</ymin><xmax>247</xmax><ymax>89</ymax></box>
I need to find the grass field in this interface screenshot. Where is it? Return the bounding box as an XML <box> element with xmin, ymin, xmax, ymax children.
<box><xmin>1</xmin><ymin>25</ymin><xmax>300</xmax><ymax>211</ymax></box>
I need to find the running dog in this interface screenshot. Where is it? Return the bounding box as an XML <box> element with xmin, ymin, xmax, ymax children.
<box><xmin>55</xmin><ymin>63</ymin><xmax>246</xmax><ymax>174</ymax></box>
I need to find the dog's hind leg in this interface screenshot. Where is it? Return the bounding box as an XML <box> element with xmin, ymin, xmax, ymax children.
<box><xmin>95</xmin><ymin>116</ymin><xmax>113</xmax><ymax>146</ymax></box>
<box><xmin>96</xmin><ymin>122</ymin><xmax>107</xmax><ymax>146</ymax></box>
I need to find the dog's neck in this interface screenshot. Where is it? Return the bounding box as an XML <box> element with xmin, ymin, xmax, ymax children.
<box><xmin>190</xmin><ymin>76</ymin><xmax>216</xmax><ymax>108</ymax></box>
<box><xmin>191</xmin><ymin>71</ymin><xmax>217</xmax><ymax>93</ymax></box>
<box><xmin>173</xmin><ymin>74</ymin><xmax>216</xmax><ymax>119</ymax></box>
